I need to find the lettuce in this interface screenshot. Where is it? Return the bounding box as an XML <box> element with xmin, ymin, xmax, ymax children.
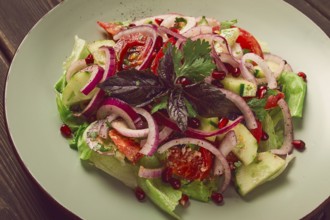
<box><xmin>138</xmin><ymin>178</ymin><xmax>181</xmax><ymax>219</ymax></box>
<box><xmin>180</xmin><ymin>178</ymin><xmax>218</xmax><ymax>202</ymax></box>
<box><xmin>278</xmin><ymin>72</ymin><xmax>307</xmax><ymax>118</ymax></box>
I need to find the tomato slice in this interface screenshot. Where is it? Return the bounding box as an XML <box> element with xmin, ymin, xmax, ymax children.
<box><xmin>108</xmin><ymin>129</ymin><xmax>142</xmax><ymax>163</ymax></box>
<box><xmin>97</xmin><ymin>21</ymin><xmax>124</xmax><ymax>36</ymax></box>
<box><xmin>250</xmin><ymin>120</ymin><xmax>262</xmax><ymax>143</ymax></box>
<box><xmin>166</xmin><ymin>145</ymin><xmax>213</xmax><ymax>181</ymax></box>
<box><xmin>150</xmin><ymin>37</ymin><xmax>177</xmax><ymax>74</ymax></box>
<box><xmin>236</xmin><ymin>27</ymin><xmax>264</xmax><ymax>58</ymax></box>
<box><xmin>264</xmin><ymin>92</ymin><xmax>285</xmax><ymax>109</ymax></box>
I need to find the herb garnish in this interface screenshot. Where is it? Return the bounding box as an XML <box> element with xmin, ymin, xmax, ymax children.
<box><xmin>99</xmin><ymin>40</ymin><xmax>239</xmax><ymax>131</ymax></box>
<box><xmin>247</xmin><ymin>89</ymin><xmax>277</xmax><ymax>121</ymax></box>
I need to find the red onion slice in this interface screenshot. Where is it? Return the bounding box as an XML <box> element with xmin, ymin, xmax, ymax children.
<box><xmin>80</xmin><ymin>65</ymin><xmax>105</xmax><ymax>95</ymax></box>
<box><xmin>96</xmin><ymin>98</ymin><xmax>141</xmax><ymax>129</ymax></box>
<box><xmin>161</xmin><ymin>15</ymin><xmax>196</xmax><ymax>34</ymax></box>
<box><xmin>219</xmin><ymin>88</ymin><xmax>257</xmax><ymax>129</ymax></box>
<box><xmin>73</xmin><ymin>90</ymin><xmax>105</xmax><ymax>118</ymax></box>
<box><xmin>158</xmin><ymin>138</ymin><xmax>231</xmax><ymax>193</ymax></box>
<box><xmin>111</xmin><ymin>120</ymin><xmax>149</xmax><ymax>138</ymax></box>
<box><xmin>66</xmin><ymin>59</ymin><xmax>88</xmax><ymax>82</ymax></box>
<box><xmin>211</xmin><ymin>47</ymin><xmax>228</xmax><ymax>74</ymax></box>
<box><xmin>240</xmin><ymin>53</ymin><xmax>277</xmax><ymax>89</ymax></box>
<box><xmin>159</xmin><ymin>126</ymin><xmax>173</xmax><ymax>143</ymax></box>
<box><xmin>99</xmin><ymin>46</ymin><xmax>116</xmax><ymax>81</ymax></box>
<box><xmin>138</xmin><ymin>166</ymin><xmax>164</xmax><ymax>178</ymax></box>
<box><xmin>264</xmin><ymin>53</ymin><xmax>285</xmax><ymax>78</ymax></box>
<box><xmin>113</xmin><ymin>25</ymin><xmax>158</xmax><ymax>70</ymax></box>
<box><xmin>98</xmin><ymin>115</ymin><xmax>118</xmax><ymax>139</ymax></box>
<box><xmin>182</xmin><ymin>26</ymin><xmax>213</xmax><ymax>38</ymax></box>
<box><xmin>135</xmin><ymin>108</ymin><xmax>159</xmax><ymax>156</ymax></box>
<box><xmin>85</xmin><ymin>121</ymin><xmax>115</xmax><ymax>156</ymax></box>
<box><xmin>158</xmin><ymin>26</ymin><xmax>187</xmax><ymax>41</ymax></box>
<box><xmin>153</xmin><ymin>111</ymin><xmax>243</xmax><ymax>138</ymax></box>
<box><xmin>271</xmin><ymin>99</ymin><xmax>294</xmax><ymax>155</ymax></box>
<box><xmin>214</xmin><ymin>131</ymin><xmax>237</xmax><ymax>175</ymax></box>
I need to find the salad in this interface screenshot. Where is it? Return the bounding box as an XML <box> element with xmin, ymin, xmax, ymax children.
<box><xmin>54</xmin><ymin>14</ymin><xmax>307</xmax><ymax>219</ymax></box>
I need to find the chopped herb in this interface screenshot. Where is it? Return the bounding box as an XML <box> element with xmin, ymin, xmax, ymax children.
<box><xmin>247</xmin><ymin>89</ymin><xmax>278</xmax><ymax>121</ymax></box>
<box><xmin>243</xmin><ymin>48</ymin><xmax>251</xmax><ymax>54</ymax></box>
<box><xmin>197</xmin><ymin>16</ymin><xmax>209</xmax><ymax>26</ymax></box>
<box><xmin>175</xmin><ymin>17</ymin><xmax>187</xmax><ymax>24</ymax></box>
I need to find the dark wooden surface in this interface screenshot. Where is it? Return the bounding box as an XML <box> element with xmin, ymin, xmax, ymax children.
<box><xmin>0</xmin><ymin>0</ymin><xmax>329</xmax><ymax>219</ymax></box>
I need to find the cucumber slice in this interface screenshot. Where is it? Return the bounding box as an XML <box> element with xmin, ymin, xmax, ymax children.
<box><xmin>198</xmin><ymin>117</ymin><xmax>218</xmax><ymax>142</ymax></box>
<box><xmin>62</xmin><ymin>71</ymin><xmax>98</xmax><ymax>107</ymax></box>
<box><xmin>235</xmin><ymin>152</ymin><xmax>286</xmax><ymax>196</ymax></box>
<box><xmin>232</xmin><ymin>123</ymin><xmax>258</xmax><ymax>166</ymax></box>
<box><xmin>221</xmin><ymin>75</ymin><xmax>257</xmax><ymax>97</ymax></box>
<box><xmin>220</xmin><ymin>27</ymin><xmax>239</xmax><ymax>46</ymax></box>
<box><xmin>88</xmin><ymin>40</ymin><xmax>115</xmax><ymax>65</ymax></box>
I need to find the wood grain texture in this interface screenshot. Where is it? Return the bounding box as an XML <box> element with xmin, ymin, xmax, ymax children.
<box><xmin>0</xmin><ymin>0</ymin><xmax>329</xmax><ymax>220</ymax></box>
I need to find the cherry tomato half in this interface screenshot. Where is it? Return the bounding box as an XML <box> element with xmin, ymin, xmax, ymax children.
<box><xmin>236</xmin><ymin>27</ymin><xmax>264</xmax><ymax>58</ymax></box>
<box><xmin>166</xmin><ymin>145</ymin><xmax>213</xmax><ymax>181</ymax></box>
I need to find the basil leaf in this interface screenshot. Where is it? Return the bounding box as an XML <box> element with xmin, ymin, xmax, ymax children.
<box><xmin>168</xmin><ymin>88</ymin><xmax>188</xmax><ymax>132</ymax></box>
<box><xmin>151</xmin><ymin>96</ymin><xmax>168</xmax><ymax>114</ymax></box>
<box><xmin>99</xmin><ymin>69</ymin><xmax>167</xmax><ymax>107</ymax></box>
<box><xmin>158</xmin><ymin>45</ymin><xmax>175</xmax><ymax>88</ymax></box>
<box><xmin>183</xmin><ymin>82</ymin><xmax>239</xmax><ymax>117</ymax></box>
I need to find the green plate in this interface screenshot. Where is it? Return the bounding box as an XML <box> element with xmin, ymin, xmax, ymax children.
<box><xmin>5</xmin><ymin>0</ymin><xmax>330</xmax><ymax>219</ymax></box>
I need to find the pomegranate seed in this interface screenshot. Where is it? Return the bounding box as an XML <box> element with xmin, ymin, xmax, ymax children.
<box><xmin>257</xmin><ymin>85</ymin><xmax>267</xmax><ymax>99</ymax></box>
<box><xmin>128</xmin><ymin>23</ymin><xmax>136</xmax><ymax>27</ymax></box>
<box><xmin>176</xmin><ymin>76</ymin><xmax>192</xmax><ymax>87</ymax></box>
<box><xmin>135</xmin><ymin>187</ymin><xmax>146</xmax><ymax>201</ymax></box>
<box><xmin>211</xmin><ymin>192</ymin><xmax>224</xmax><ymax>204</ymax></box>
<box><xmin>211</xmin><ymin>79</ymin><xmax>224</xmax><ymax>88</ymax></box>
<box><xmin>231</xmin><ymin>67</ymin><xmax>241</xmax><ymax>77</ymax></box>
<box><xmin>297</xmin><ymin>72</ymin><xmax>307</xmax><ymax>82</ymax></box>
<box><xmin>60</xmin><ymin>124</ymin><xmax>72</xmax><ymax>138</ymax></box>
<box><xmin>188</xmin><ymin>117</ymin><xmax>200</xmax><ymax>129</ymax></box>
<box><xmin>212</xmin><ymin>71</ymin><xmax>226</xmax><ymax>80</ymax></box>
<box><xmin>218</xmin><ymin>117</ymin><xmax>229</xmax><ymax>129</ymax></box>
<box><xmin>261</xmin><ymin>130</ymin><xmax>269</xmax><ymax>141</ymax></box>
<box><xmin>161</xmin><ymin>167</ymin><xmax>173</xmax><ymax>183</ymax></box>
<box><xmin>169</xmin><ymin>178</ymin><xmax>181</xmax><ymax>189</ymax></box>
<box><xmin>224</xmin><ymin>63</ymin><xmax>240</xmax><ymax>77</ymax></box>
<box><xmin>85</xmin><ymin>53</ymin><xmax>94</xmax><ymax>65</ymax></box>
<box><xmin>292</xmin><ymin>139</ymin><xmax>305</xmax><ymax>151</ymax></box>
<box><xmin>155</xmin><ymin>18</ymin><xmax>164</xmax><ymax>26</ymax></box>
<box><xmin>179</xmin><ymin>194</ymin><xmax>190</xmax><ymax>207</ymax></box>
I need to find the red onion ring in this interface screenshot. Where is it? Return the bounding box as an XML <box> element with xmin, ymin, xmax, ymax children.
<box><xmin>158</xmin><ymin>26</ymin><xmax>187</xmax><ymax>41</ymax></box>
<box><xmin>214</xmin><ymin>131</ymin><xmax>237</xmax><ymax>175</ymax></box>
<box><xmin>96</xmin><ymin>98</ymin><xmax>141</xmax><ymax>129</ymax></box>
<box><xmin>157</xmin><ymin>138</ymin><xmax>231</xmax><ymax>193</ymax></box>
<box><xmin>73</xmin><ymin>90</ymin><xmax>105</xmax><ymax>118</ymax></box>
<box><xmin>111</xmin><ymin>119</ymin><xmax>149</xmax><ymax>138</ymax></box>
<box><xmin>135</xmin><ymin>108</ymin><xmax>159</xmax><ymax>156</ymax></box>
<box><xmin>182</xmin><ymin>26</ymin><xmax>213</xmax><ymax>38</ymax></box>
<box><xmin>138</xmin><ymin>166</ymin><xmax>163</xmax><ymax>178</ymax></box>
<box><xmin>113</xmin><ymin>25</ymin><xmax>158</xmax><ymax>70</ymax></box>
<box><xmin>211</xmin><ymin>47</ymin><xmax>228</xmax><ymax>74</ymax></box>
<box><xmin>153</xmin><ymin>111</ymin><xmax>244</xmax><ymax>138</ymax></box>
<box><xmin>240</xmin><ymin>53</ymin><xmax>277</xmax><ymax>89</ymax></box>
<box><xmin>99</xmin><ymin>46</ymin><xmax>116</xmax><ymax>81</ymax></box>
<box><xmin>264</xmin><ymin>53</ymin><xmax>285</xmax><ymax>78</ymax></box>
<box><xmin>159</xmin><ymin>126</ymin><xmax>173</xmax><ymax>143</ymax></box>
<box><xmin>80</xmin><ymin>65</ymin><xmax>105</xmax><ymax>95</ymax></box>
<box><xmin>271</xmin><ymin>99</ymin><xmax>294</xmax><ymax>155</ymax></box>
<box><xmin>66</xmin><ymin>59</ymin><xmax>88</xmax><ymax>82</ymax></box>
<box><xmin>219</xmin><ymin>88</ymin><xmax>257</xmax><ymax>129</ymax></box>
<box><xmin>85</xmin><ymin>121</ymin><xmax>115</xmax><ymax>156</ymax></box>
<box><xmin>161</xmin><ymin>15</ymin><xmax>196</xmax><ymax>34</ymax></box>
<box><xmin>98</xmin><ymin>115</ymin><xmax>118</xmax><ymax>139</ymax></box>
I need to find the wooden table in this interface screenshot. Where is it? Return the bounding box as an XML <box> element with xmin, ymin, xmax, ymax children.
<box><xmin>0</xmin><ymin>0</ymin><xmax>329</xmax><ymax>219</ymax></box>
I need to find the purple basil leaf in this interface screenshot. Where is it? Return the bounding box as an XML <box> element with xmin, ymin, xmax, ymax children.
<box><xmin>98</xmin><ymin>69</ymin><xmax>168</xmax><ymax>107</ymax></box>
<box><xmin>157</xmin><ymin>44</ymin><xmax>175</xmax><ymax>88</ymax></box>
<box><xmin>167</xmin><ymin>88</ymin><xmax>188</xmax><ymax>132</ymax></box>
<box><xmin>183</xmin><ymin>82</ymin><xmax>240</xmax><ymax>117</ymax></box>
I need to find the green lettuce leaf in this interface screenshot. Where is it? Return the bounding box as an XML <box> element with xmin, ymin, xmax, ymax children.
<box><xmin>180</xmin><ymin>179</ymin><xmax>218</xmax><ymax>202</ymax></box>
<box><xmin>138</xmin><ymin>178</ymin><xmax>181</xmax><ymax>219</ymax></box>
<box><xmin>278</xmin><ymin>72</ymin><xmax>307</xmax><ymax>118</ymax></box>
<box><xmin>63</xmin><ymin>35</ymin><xmax>90</xmax><ymax>71</ymax></box>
